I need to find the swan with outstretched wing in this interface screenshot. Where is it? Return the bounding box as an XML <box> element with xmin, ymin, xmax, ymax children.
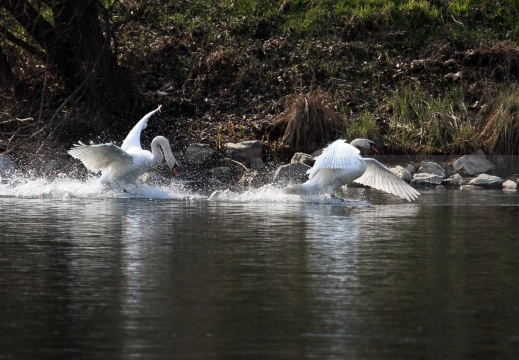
<box><xmin>68</xmin><ymin>105</ymin><xmax>179</xmax><ymax>185</ymax></box>
<box><xmin>284</xmin><ymin>139</ymin><xmax>420</xmax><ymax>202</ymax></box>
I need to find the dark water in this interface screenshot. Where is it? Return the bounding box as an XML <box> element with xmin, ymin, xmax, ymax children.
<box><xmin>1</xmin><ymin>188</ymin><xmax>518</xmax><ymax>359</ymax></box>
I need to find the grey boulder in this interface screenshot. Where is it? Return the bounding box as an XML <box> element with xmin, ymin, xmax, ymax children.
<box><xmin>468</xmin><ymin>174</ymin><xmax>503</xmax><ymax>188</ymax></box>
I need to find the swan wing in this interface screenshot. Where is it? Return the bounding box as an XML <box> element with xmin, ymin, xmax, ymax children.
<box><xmin>307</xmin><ymin>140</ymin><xmax>362</xmax><ymax>179</ymax></box>
<box><xmin>121</xmin><ymin>105</ymin><xmax>162</xmax><ymax>152</ymax></box>
<box><xmin>353</xmin><ymin>158</ymin><xmax>420</xmax><ymax>202</ymax></box>
<box><xmin>68</xmin><ymin>142</ymin><xmax>133</xmax><ymax>173</ymax></box>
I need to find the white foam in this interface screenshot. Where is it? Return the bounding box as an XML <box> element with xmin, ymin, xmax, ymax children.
<box><xmin>208</xmin><ymin>184</ymin><xmax>369</xmax><ymax>205</ymax></box>
<box><xmin>0</xmin><ymin>172</ymin><xmax>199</xmax><ymax>200</ymax></box>
<box><xmin>0</xmin><ymin>172</ymin><xmax>370</xmax><ymax>205</ymax></box>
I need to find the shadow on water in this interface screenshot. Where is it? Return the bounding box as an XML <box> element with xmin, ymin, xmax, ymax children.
<box><xmin>0</xmin><ymin>179</ymin><xmax>518</xmax><ymax>359</ymax></box>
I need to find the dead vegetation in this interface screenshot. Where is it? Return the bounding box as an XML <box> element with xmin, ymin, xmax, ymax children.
<box><xmin>269</xmin><ymin>90</ymin><xmax>344</xmax><ymax>154</ymax></box>
<box><xmin>0</xmin><ymin>116</ymin><xmax>43</xmax><ymax>155</ymax></box>
<box><xmin>463</xmin><ymin>42</ymin><xmax>519</xmax><ymax>80</ymax></box>
<box><xmin>479</xmin><ymin>85</ymin><xmax>519</xmax><ymax>174</ymax></box>
<box><xmin>2</xmin><ymin>1</ymin><xmax>519</xmax><ymax>175</ymax></box>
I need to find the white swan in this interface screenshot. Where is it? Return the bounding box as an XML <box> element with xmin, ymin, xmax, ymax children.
<box><xmin>284</xmin><ymin>139</ymin><xmax>420</xmax><ymax>202</ymax></box>
<box><xmin>68</xmin><ymin>105</ymin><xmax>179</xmax><ymax>185</ymax></box>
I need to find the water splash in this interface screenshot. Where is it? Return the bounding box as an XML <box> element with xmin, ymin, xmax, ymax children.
<box><xmin>0</xmin><ymin>172</ymin><xmax>198</xmax><ymax>200</ymax></box>
<box><xmin>208</xmin><ymin>184</ymin><xmax>369</xmax><ymax>205</ymax></box>
<box><xmin>0</xmin><ymin>172</ymin><xmax>370</xmax><ymax>204</ymax></box>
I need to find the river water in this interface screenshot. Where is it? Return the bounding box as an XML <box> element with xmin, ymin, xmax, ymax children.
<box><xmin>0</xmin><ymin>175</ymin><xmax>518</xmax><ymax>359</ymax></box>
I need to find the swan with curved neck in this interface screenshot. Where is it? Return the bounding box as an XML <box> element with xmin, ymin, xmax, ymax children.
<box><xmin>284</xmin><ymin>138</ymin><xmax>420</xmax><ymax>202</ymax></box>
<box><xmin>68</xmin><ymin>105</ymin><xmax>179</xmax><ymax>185</ymax></box>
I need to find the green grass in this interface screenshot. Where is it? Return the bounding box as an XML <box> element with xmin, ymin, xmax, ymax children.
<box><xmin>384</xmin><ymin>84</ymin><xmax>478</xmax><ymax>154</ymax></box>
<box><xmin>344</xmin><ymin>111</ymin><xmax>379</xmax><ymax>143</ymax></box>
<box><xmin>3</xmin><ymin>0</ymin><xmax>519</xmax><ymax>161</ymax></box>
<box><xmin>118</xmin><ymin>0</ymin><xmax>519</xmax><ymax>41</ymax></box>
<box><xmin>110</xmin><ymin>0</ymin><xmax>517</xmax><ymax>156</ymax></box>
<box><xmin>480</xmin><ymin>85</ymin><xmax>519</xmax><ymax>155</ymax></box>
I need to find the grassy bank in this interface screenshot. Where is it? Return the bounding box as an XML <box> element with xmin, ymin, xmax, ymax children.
<box><xmin>1</xmin><ymin>0</ymin><xmax>518</xmax><ymax>169</ymax></box>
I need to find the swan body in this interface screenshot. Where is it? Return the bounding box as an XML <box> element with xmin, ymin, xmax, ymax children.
<box><xmin>285</xmin><ymin>139</ymin><xmax>420</xmax><ymax>202</ymax></box>
<box><xmin>68</xmin><ymin>105</ymin><xmax>179</xmax><ymax>185</ymax></box>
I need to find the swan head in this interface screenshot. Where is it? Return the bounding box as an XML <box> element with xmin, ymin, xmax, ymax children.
<box><xmin>349</xmin><ymin>139</ymin><xmax>379</xmax><ymax>153</ymax></box>
<box><xmin>152</xmin><ymin>136</ymin><xmax>180</xmax><ymax>176</ymax></box>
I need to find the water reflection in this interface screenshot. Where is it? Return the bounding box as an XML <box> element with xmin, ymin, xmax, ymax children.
<box><xmin>0</xmin><ymin>190</ymin><xmax>518</xmax><ymax>359</ymax></box>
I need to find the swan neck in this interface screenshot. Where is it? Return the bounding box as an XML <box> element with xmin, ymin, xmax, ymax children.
<box><xmin>151</xmin><ymin>136</ymin><xmax>177</xmax><ymax>168</ymax></box>
<box><xmin>350</xmin><ymin>138</ymin><xmax>370</xmax><ymax>150</ymax></box>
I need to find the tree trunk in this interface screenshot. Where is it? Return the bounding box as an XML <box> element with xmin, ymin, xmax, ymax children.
<box><xmin>0</xmin><ymin>43</ymin><xmax>15</xmax><ymax>86</ymax></box>
<box><xmin>48</xmin><ymin>0</ymin><xmax>117</xmax><ymax>90</ymax></box>
<box><xmin>0</xmin><ymin>43</ymin><xmax>28</xmax><ymax>99</ymax></box>
<box><xmin>0</xmin><ymin>0</ymin><xmax>128</xmax><ymax>108</ymax></box>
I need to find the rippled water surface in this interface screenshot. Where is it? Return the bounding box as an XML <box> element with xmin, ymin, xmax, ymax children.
<box><xmin>1</xmin><ymin>178</ymin><xmax>518</xmax><ymax>359</ymax></box>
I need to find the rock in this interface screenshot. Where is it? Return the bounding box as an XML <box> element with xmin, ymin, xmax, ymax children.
<box><xmin>184</xmin><ymin>143</ymin><xmax>214</xmax><ymax>165</ymax></box>
<box><xmin>444</xmin><ymin>173</ymin><xmax>463</xmax><ymax>186</ymax></box>
<box><xmin>224</xmin><ymin>140</ymin><xmax>263</xmax><ymax>166</ymax></box>
<box><xmin>209</xmin><ymin>167</ymin><xmax>236</xmax><ymax>183</ymax></box>
<box><xmin>412</xmin><ymin>173</ymin><xmax>443</xmax><ymax>185</ymax></box>
<box><xmin>453</xmin><ymin>151</ymin><xmax>496</xmax><ymax>175</ymax></box>
<box><xmin>311</xmin><ymin>148</ymin><xmax>323</xmax><ymax>158</ymax></box>
<box><xmin>273</xmin><ymin>162</ymin><xmax>310</xmax><ymax>184</ymax></box>
<box><xmin>405</xmin><ymin>164</ymin><xmax>416</xmax><ymax>175</ymax></box>
<box><xmin>502</xmin><ymin>180</ymin><xmax>517</xmax><ymax>190</ymax></box>
<box><xmin>291</xmin><ymin>152</ymin><xmax>315</xmax><ymax>166</ymax></box>
<box><xmin>468</xmin><ymin>174</ymin><xmax>503</xmax><ymax>188</ymax></box>
<box><xmin>219</xmin><ymin>158</ymin><xmax>247</xmax><ymax>179</ymax></box>
<box><xmin>391</xmin><ymin>165</ymin><xmax>412</xmax><ymax>182</ymax></box>
<box><xmin>250</xmin><ymin>157</ymin><xmax>265</xmax><ymax>169</ymax></box>
<box><xmin>490</xmin><ymin>155</ymin><xmax>509</xmax><ymax>174</ymax></box>
<box><xmin>238</xmin><ymin>169</ymin><xmax>270</xmax><ymax>189</ymax></box>
<box><xmin>418</xmin><ymin>161</ymin><xmax>445</xmax><ymax>178</ymax></box>
<box><xmin>0</xmin><ymin>155</ymin><xmax>14</xmax><ymax>176</ymax></box>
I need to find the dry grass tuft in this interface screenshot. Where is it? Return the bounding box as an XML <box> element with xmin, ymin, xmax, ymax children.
<box><xmin>480</xmin><ymin>86</ymin><xmax>519</xmax><ymax>155</ymax></box>
<box><xmin>479</xmin><ymin>85</ymin><xmax>519</xmax><ymax>172</ymax></box>
<box><xmin>270</xmin><ymin>90</ymin><xmax>345</xmax><ymax>153</ymax></box>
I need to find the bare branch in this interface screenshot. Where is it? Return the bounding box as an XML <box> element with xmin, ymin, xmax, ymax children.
<box><xmin>0</xmin><ymin>26</ymin><xmax>45</xmax><ymax>59</ymax></box>
<box><xmin>0</xmin><ymin>0</ymin><xmax>56</xmax><ymax>51</ymax></box>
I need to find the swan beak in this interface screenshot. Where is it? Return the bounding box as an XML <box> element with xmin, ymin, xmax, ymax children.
<box><xmin>173</xmin><ymin>165</ymin><xmax>179</xmax><ymax>177</ymax></box>
<box><xmin>370</xmin><ymin>144</ymin><xmax>379</xmax><ymax>153</ymax></box>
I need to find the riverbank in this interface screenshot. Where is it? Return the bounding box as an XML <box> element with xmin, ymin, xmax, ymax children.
<box><xmin>1</xmin><ymin>2</ymin><xmax>518</xmax><ymax>176</ymax></box>
<box><xmin>1</xmin><ymin>139</ymin><xmax>517</xmax><ymax>198</ymax></box>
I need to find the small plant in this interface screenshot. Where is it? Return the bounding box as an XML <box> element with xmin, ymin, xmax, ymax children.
<box><xmin>272</xmin><ymin>141</ymin><xmax>278</xmax><ymax>161</ymax></box>
<box><xmin>227</xmin><ymin>121</ymin><xmax>236</xmax><ymax>139</ymax></box>
<box><xmin>216</xmin><ymin>124</ymin><xmax>224</xmax><ymax>150</ymax></box>
<box><xmin>263</xmin><ymin>132</ymin><xmax>270</xmax><ymax>144</ymax></box>
<box><xmin>239</xmin><ymin>123</ymin><xmax>244</xmax><ymax>138</ymax></box>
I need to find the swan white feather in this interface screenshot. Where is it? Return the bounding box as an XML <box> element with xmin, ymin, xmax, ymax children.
<box><xmin>120</xmin><ymin>105</ymin><xmax>161</xmax><ymax>152</ymax></box>
<box><xmin>285</xmin><ymin>139</ymin><xmax>420</xmax><ymax>202</ymax></box>
<box><xmin>68</xmin><ymin>105</ymin><xmax>179</xmax><ymax>184</ymax></box>
<box><xmin>353</xmin><ymin>158</ymin><xmax>420</xmax><ymax>202</ymax></box>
